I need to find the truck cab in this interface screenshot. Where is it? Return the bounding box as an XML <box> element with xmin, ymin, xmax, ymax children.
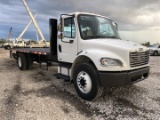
<box><xmin>12</xmin><ymin>39</ymin><xmax>26</xmax><ymax>48</ymax></box>
<box><xmin>3</xmin><ymin>41</ymin><xmax>12</xmax><ymax>49</ymax></box>
<box><xmin>13</xmin><ymin>12</ymin><xmax>150</xmax><ymax>101</ymax></box>
<box><xmin>54</xmin><ymin>12</ymin><xmax>150</xmax><ymax>100</ymax></box>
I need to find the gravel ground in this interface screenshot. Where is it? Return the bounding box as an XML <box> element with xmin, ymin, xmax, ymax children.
<box><xmin>0</xmin><ymin>48</ymin><xmax>160</xmax><ymax>120</ymax></box>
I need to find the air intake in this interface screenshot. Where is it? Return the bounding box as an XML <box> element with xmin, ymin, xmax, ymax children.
<box><xmin>130</xmin><ymin>51</ymin><xmax>149</xmax><ymax>67</ymax></box>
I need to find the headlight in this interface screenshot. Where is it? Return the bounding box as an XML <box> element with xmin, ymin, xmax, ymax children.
<box><xmin>100</xmin><ymin>58</ymin><xmax>123</xmax><ymax>67</ymax></box>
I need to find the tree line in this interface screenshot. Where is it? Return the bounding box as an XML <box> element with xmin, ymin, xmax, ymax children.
<box><xmin>0</xmin><ymin>38</ymin><xmax>6</xmax><ymax>44</ymax></box>
<box><xmin>141</xmin><ymin>41</ymin><xmax>159</xmax><ymax>47</ymax></box>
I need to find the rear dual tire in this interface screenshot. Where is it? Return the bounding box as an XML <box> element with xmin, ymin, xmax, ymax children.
<box><xmin>18</xmin><ymin>53</ymin><xmax>27</xmax><ymax>70</ymax></box>
<box><xmin>26</xmin><ymin>54</ymin><xmax>33</xmax><ymax>70</ymax></box>
<box><xmin>17</xmin><ymin>53</ymin><xmax>33</xmax><ymax>70</ymax></box>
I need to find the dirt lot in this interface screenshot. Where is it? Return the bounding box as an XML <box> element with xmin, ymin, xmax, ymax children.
<box><xmin>0</xmin><ymin>48</ymin><xmax>160</xmax><ymax>120</ymax></box>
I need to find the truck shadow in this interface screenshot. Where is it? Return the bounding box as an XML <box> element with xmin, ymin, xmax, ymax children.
<box><xmin>22</xmin><ymin>84</ymin><xmax>102</xmax><ymax>118</ymax></box>
<box><xmin>31</xmin><ymin>71</ymin><xmax>52</xmax><ymax>82</ymax></box>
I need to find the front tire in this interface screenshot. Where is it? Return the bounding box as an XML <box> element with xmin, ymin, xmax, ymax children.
<box><xmin>73</xmin><ymin>63</ymin><xmax>104</xmax><ymax>101</ymax></box>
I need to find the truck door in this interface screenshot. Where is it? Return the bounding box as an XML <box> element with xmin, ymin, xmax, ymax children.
<box><xmin>58</xmin><ymin>16</ymin><xmax>77</xmax><ymax>63</ymax></box>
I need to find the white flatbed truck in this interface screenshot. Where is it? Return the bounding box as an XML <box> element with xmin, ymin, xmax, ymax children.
<box><xmin>10</xmin><ymin>12</ymin><xmax>150</xmax><ymax>101</ymax></box>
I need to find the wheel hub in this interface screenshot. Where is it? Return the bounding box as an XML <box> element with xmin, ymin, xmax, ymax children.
<box><xmin>79</xmin><ymin>77</ymin><xmax>86</xmax><ymax>87</ymax></box>
<box><xmin>77</xmin><ymin>71</ymin><xmax>92</xmax><ymax>94</ymax></box>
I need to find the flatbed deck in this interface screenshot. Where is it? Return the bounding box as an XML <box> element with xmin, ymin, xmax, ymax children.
<box><xmin>11</xmin><ymin>48</ymin><xmax>51</xmax><ymax>55</ymax></box>
<box><xmin>11</xmin><ymin>47</ymin><xmax>58</xmax><ymax>62</ymax></box>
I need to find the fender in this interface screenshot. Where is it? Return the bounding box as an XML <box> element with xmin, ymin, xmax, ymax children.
<box><xmin>72</xmin><ymin>48</ymin><xmax>128</xmax><ymax>72</ymax></box>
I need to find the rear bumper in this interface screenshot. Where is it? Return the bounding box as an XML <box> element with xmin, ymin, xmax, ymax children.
<box><xmin>99</xmin><ymin>67</ymin><xmax>150</xmax><ymax>87</ymax></box>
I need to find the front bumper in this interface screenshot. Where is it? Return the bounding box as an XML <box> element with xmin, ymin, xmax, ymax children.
<box><xmin>99</xmin><ymin>67</ymin><xmax>150</xmax><ymax>87</ymax></box>
<box><xmin>149</xmin><ymin>50</ymin><xmax>154</xmax><ymax>55</ymax></box>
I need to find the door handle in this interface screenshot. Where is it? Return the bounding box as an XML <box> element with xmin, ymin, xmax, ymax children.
<box><xmin>58</xmin><ymin>45</ymin><xmax>62</xmax><ymax>52</ymax></box>
<box><xmin>69</xmin><ymin>40</ymin><xmax>74</xmax><ymax>43</ymax></box>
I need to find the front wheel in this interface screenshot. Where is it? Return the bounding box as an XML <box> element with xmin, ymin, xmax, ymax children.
<box><xmin>73</xmin><ymin>63</ymin><xmax>104</xmax><ymax>101</ymax></box>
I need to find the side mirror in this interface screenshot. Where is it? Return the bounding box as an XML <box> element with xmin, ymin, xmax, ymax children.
<box><xmin>57</xmin><ymin>23</ymin><xmax>63</xmax><ymax>32</ymax></box>
<box><xmin>113</xmin><ymin>22</ymin><xmax>118</xmax><ymax>31</ymax></box>
<box><xmin>58</xmin><ymin>33</ymin><xmax>64</xmax><ymax>39</ymax></box>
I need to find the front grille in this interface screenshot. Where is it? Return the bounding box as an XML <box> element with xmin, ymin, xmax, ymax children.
<box><xmin>130</xmin><ymin>51</ymin><xmax>149</xmax><ymax>67</ymax></box>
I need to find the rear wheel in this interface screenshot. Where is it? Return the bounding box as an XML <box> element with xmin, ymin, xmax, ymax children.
<box><xmin>17</xmin><ymin>53</ymin><xmax>27</xmax><ymax>70</ymax></box>
<box><xmin>26</xmin><ymin>54</ymin><xmax>33</xmax><ymax>70</ymax></box>
<box><xmin>153</xmin><ymin>51</ymin><xmax>158</xmax><ymax>56</ymax></box>
<box><xmin>12</xmin><ymin>53</ymin><xmax>17</xmax><ymax>60</ymax></box>
<box><xmin>73</xmin><ymin>63</ymin><xmax>104</xmax><ymax>101</ymax></box>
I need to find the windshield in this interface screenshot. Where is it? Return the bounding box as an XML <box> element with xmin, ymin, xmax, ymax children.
<box><xmin>17</xmin><ymin>41</ymin><xmax>23</xmax><ymax>44</ymax></box>
<box><xmin>150</xmin><ymin>44</ymin><xmax>159</xmax><ymax>48</ymax></box>
<box><xmin>78</xmin><ymin>14</ymin><xmax>119</xmax><ymax>40</ymax></box>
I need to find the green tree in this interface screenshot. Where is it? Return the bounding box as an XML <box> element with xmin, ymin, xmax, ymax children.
<box><xmin>141</xmin><ymin>41</ymin><xmax>150</xmax><ymax>47</ymax></box>
<box><xmin>0</xmin><ymin>38</ymin><xmax>6</xmax><ymax>44</ymax></box>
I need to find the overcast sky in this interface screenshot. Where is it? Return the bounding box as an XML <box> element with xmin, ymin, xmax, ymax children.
<box><xmin>0</xmin><ymin>0</ymin><xmax>160</xmax><ymax>44</ymax></box>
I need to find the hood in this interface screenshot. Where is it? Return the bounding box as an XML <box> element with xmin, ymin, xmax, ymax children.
<box><xmin>3</xmin><ymin>43</ymin><xmax>10</xmax><ymax>45</ymax></box>
<box><xmin>82</xmin><ymin>38</ymin><xmax>148</xmax><ymax>52</ymax></box>
<box><xmin>149</xmin><ymin>47</ymin><xmax>157</xmax><ymax>50</ymax></box>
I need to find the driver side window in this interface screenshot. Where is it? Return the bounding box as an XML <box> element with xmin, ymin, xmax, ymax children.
<box><xmin>64</xmin><ymin>18</ymin><xmax>76</xmax><ymax>38</ymax></box>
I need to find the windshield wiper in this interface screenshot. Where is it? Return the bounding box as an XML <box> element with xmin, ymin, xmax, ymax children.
<box><xmin>96</xmin><ymin>36</ymin><xmax>117</xmax><ymax>39</ymax></box>
<box><xmin>107</xmin><ymin>36</ymin><xmax>117</xmax><ymax>38</ymax></box>
<box><xmin>83</xmin><ymin>36</ymin><xmax>118</xmax><ymax>40</ymax></box>
<box><xmin>83</xmin><ymin>36</ymin><xmax>101</xmax><ymax>40</ymax></box>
